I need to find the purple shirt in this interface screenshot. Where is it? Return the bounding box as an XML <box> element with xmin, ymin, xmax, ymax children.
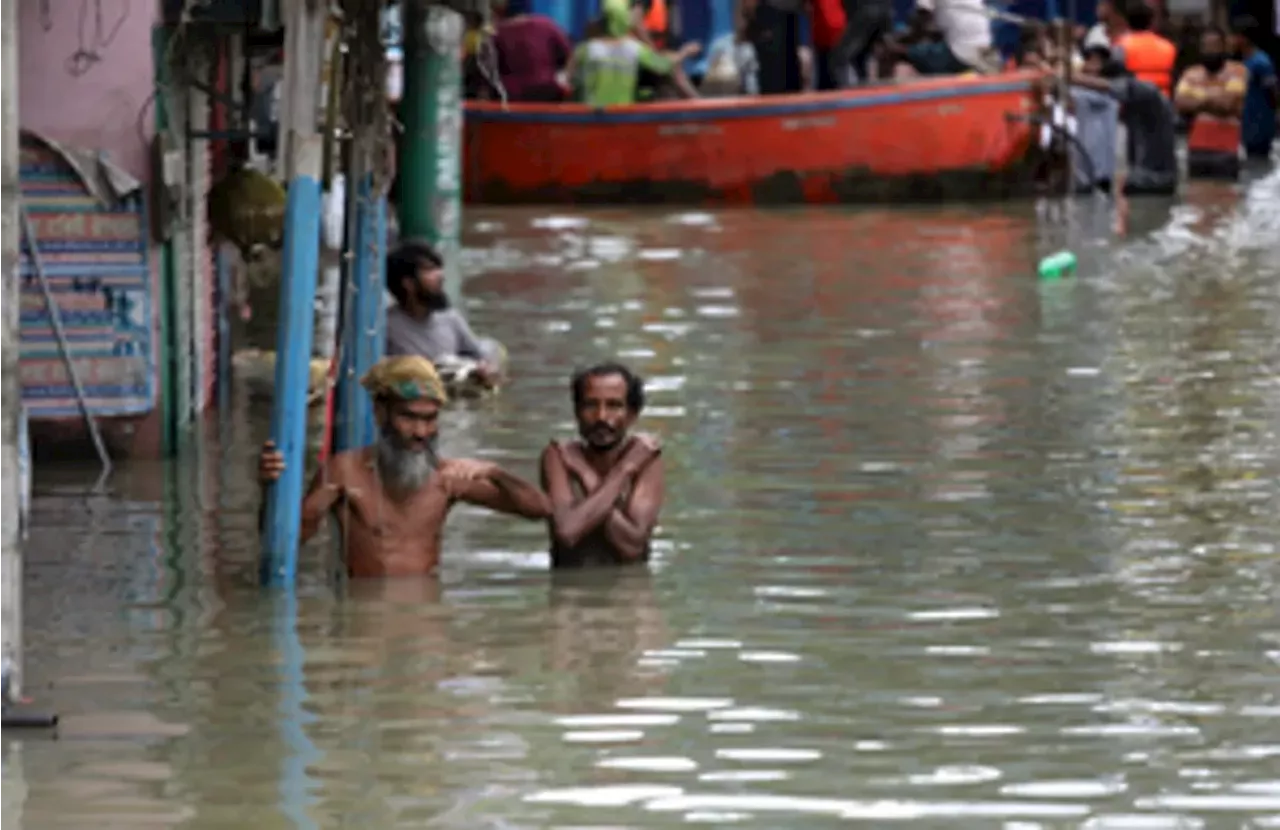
<box><xmin>494</xmin><ymin>15</ymin><xmax>572</xmax><ymax>102</ymax></box>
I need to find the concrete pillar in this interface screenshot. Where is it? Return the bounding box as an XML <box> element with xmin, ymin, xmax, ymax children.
<box><xmin>0</xmin><ymin>0</ymin><xmax>23</xmax><ymax>701</ymax></box>
<box><xmin>398</xmin><ymin>2</ymin><xmax>465</xmax><ymax>299</ymax></box>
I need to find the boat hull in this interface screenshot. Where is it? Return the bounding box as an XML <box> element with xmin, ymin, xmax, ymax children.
<box><xmin>464</xmin><ymin>72</ymin><xmax>1043</xmax><ymax>206</ymax></box>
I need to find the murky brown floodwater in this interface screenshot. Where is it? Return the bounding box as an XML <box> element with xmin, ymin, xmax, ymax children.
<box><xmin>5</xmin><ymin>173</ymin><xmax>1280</xmax><ymax>829</ymax></box>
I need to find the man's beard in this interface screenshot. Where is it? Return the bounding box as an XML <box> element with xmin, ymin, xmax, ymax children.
<box><xmin>583</xmin><ymin>423</ymin><xmax>625</xmax><ymax>452</ymax></box>
<box><xmin>417</xmin><ymin>286</ymin><xmax>450</xmax><ymax>312</ymax></box>
<box><xmin>376</xmin><ymin>429</ymin><xmax>439</xmax><ymax>495</ymax></box>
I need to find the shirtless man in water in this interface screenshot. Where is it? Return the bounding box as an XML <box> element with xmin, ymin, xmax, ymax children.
<box><xmin>258</xmin><ymin>355</ymin><xmax>548</xmax><ymax>577</ymax></box>
<box><xmin>540</xmin><ymin>363</ymin><xmax>665</xmax><ymax>567</ymax></box>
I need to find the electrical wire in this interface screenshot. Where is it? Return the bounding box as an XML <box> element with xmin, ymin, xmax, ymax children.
<box><xmin>476</xmin><ymin>32</ymin><xmax>509</xmax><ymax>108</ymax></box>
<box><xmin>65</xmin><ymin>0</ymin><xmax>132</xmax><ymax>77</ymax></box>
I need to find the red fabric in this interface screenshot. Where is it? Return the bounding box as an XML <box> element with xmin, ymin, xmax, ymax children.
<box><xmin>811</xmin><ymin>0</ymin><xmax>848</xmax><ymax>51</ymax></box>
<box><xmin>1188</xmin><ymin>116</ymin><xmax>1241</xmax><ymax>154</ymax></box>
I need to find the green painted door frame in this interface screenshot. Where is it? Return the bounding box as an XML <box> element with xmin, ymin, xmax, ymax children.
<box><xmin>153</xmin><ymin>26</ymin><xmax>181</xmax><ymax>457</ymax></box>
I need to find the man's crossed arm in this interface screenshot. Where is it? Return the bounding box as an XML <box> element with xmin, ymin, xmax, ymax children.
<box><xmin>539</xmin><ymin>437</ymin><xmax>665</xmax><ymax>561</ymax></box>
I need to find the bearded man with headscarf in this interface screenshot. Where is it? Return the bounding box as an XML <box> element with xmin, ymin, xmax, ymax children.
<box><xmin>258</xmin><ymin>356</ymin><xmax>549</xmax><ymax>577</ymax></box>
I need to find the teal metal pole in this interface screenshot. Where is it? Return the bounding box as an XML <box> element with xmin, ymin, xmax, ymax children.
<box><xmin>398</xmin><ymin>2</ymin><xmax>465</xmax><ymax>298</ymax></box>
<box><xmin>335</xmin><ymin>179</ymin><xmax>387</xmax><ymax>453</ymax></box>
<box><xmin>261</xmin><ymin>0</ymin><xmax>326</xmax><ymax>588</ymax></box>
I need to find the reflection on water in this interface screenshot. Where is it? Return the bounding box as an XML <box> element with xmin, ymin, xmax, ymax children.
<box><xmin>5</xmin><ymin>174</ymin><xmax>1280</xmax><ymax>828</ymax></box>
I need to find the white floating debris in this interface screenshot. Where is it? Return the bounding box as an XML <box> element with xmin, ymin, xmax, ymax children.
<box><xmin>530</xmin><ymin>215</ymin><xmax>589</xmax><ymax>230</ymax></box>
<box><xmin>668</xmin><ymin>212</ymin><xmax>718</xmax><ymax>227</ymax></box>
<box><xmin>616</xmin><ymin>697</ymin><xmax>734</xmax><ymax>712</ymax></box>
<box><xmin>597</xmin><ymin>756</ymin><xmax>698</xmax><ymax>773</ymax></box>
<box><xmin>638</xmin><ymin>248</ymin><xmax>682</xmax><ymax>261</ymax></box>
<box><xmin>909</xmin><ymin>607</ymin><xmax>1000</xmax><ymax>622</ymax></box>
<box><xmin>714</xmin><ymin>748</ymin><xmax>822</xmax><ymax>762</ymax></box>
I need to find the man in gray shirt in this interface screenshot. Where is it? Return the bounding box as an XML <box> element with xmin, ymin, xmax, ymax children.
<box><xmin>1070</xmin><ymin>58</ymin><xmax>1178</xmax><ymax>196</ymax></box>
<box><xmin>385</xmin><ymin>240</ymin><xmax>498</xmax><ymax>387</ymax></box>
<box><xmin>1071</xmin><ymin>45</ymin><xmax>1120</xmax><ymax>194</ymax></box>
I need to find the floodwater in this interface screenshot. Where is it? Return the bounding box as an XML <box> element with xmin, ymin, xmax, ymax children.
<box><xmin>6</xmin><ymin>174</ymin><xmax>1280</xmax><ymax>829</ymax></box>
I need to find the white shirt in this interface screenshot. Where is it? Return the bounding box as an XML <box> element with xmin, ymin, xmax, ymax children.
<box><xmin>932</xmin><ymin>0</ymin><xmax>993</xmax><ymax>68</ymax></box>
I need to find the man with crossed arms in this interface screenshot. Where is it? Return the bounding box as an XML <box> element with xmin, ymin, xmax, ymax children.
<box><xmin>540</xmin><ymin>362</ymin><xmax>665</xmax><ymax>568</ymax></box>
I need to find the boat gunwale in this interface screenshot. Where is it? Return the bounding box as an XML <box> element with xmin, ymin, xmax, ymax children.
<box><xmin>465</xmin><ymin>71</ymin><xmax>1043</xmax><ymax>126</ymax></box>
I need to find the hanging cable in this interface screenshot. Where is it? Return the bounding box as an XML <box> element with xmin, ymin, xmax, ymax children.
<box><xmin>65</xmin><ymin>0</ymin><xmax>131</xmax><ymax>77</ymax></box>
<box><xmin>476</xmin><ymin>32</ymin><xmax>509</xmax><ymax>108</ymax></box>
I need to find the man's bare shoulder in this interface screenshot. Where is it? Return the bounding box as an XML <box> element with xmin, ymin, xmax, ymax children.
<box><xmin>541</xmin><ymin>438</ymin><xmax>581</xmax><ymax>461</ymax></box>
<box><xmin>435</xmin><ymin>455</ymin><xmax>465</xmax><ymax>473</ymax></box>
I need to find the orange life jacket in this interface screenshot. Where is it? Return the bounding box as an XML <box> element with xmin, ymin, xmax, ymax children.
<box><xmin>1117</xmin><ymin>30</ymin><xmax>1176</xmax><ymax>97</ymax></box>
<box><xmin>643</xmin><ymin>0</ymin><xmax>668</xmax><ymax>47</ymax></box>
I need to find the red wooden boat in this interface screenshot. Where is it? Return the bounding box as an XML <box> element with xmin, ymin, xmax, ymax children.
<box><xmin>463</xmin><ymin>71</ymin><xmax>1044</xmax><ymax>206</ymax></box>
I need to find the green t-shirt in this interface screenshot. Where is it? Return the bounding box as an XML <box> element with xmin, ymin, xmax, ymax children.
<box><xmin>574</xmin><ymin>37</ymin><xmax>673</xmax><ymax>107</ymax></box>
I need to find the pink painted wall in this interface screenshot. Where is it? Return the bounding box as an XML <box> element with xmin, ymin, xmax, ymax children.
<box><xmin>18</xmin><ymin>0</ymin><xmax>158</xmax><ymax>181</ymax></box>
<box><xmin>18</xmin><ymin>0</ymin><xmax>166</xmax><ymax>457</ymax></box>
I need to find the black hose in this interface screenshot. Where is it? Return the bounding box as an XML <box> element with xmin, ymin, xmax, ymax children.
<box><xmin>1008</xmin><ymin>112</ymin><xmax>1100</xmax><ymax>193</ymax></box>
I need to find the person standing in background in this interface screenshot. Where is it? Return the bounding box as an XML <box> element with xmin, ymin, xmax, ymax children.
<box><xmin>1175</xmin><ymin>26</ymin><xmax>1248</xmax><ymax>178</ymax></box>
<box><xmin>829</xmin><ymin>0</ymin><xmax>893</xmax><ymax>86</ymax></box>
<box><xmin>749</xmin><ymin>0</ymin><xmax>805</xmax><ymax>93</ymax></box>
<box><xmin>933</xmin><ymin>0</ymin><xmax>1000</xmax><ymax>72</ymax></box>
<box><xmin>1115</xmin><ymin>1</ymin><xmax>1176</xmax><ymax>96</ymax></box>
<box><xmin>635</xmin><ymin>0</ymin><xmax>672</xmax><ymax>48</ymax></box>
<box><xmin>491</xmin><ymin>0</ymin><xmax>574</xmax><ymax>102</ymax></box>
<box><xmin>700</xmin><ymin>6</ymin><xmax>761</xmax><ymax>96</ymax></box>
<box><xmin>1070</xmin><ymin>56</ymin><xmax>1179</xmax><ymax>196</ymax></box>
<box><xmin>1072</xmin><ymin>44</ymin><xmax>1121</xmax><ymax>194</ymax></box>
<box><xmin>809</xmin><ymin>0</ymin><xmax>847</xmax><ymax>89</ymax></box>
<box><xmin>1084</xmin><ymin>0</ymin><xmax>1129</xmax><ymax>52</ymax></box>
<box><xmin>1232</xmin><ymin>16</ymin><xmax>1278</xmax><ymax>160</ymax></box>
<box><xmin>570</xmin><ymin>0</ymin><xmax>701</xmax><ymax>105</ymax></box>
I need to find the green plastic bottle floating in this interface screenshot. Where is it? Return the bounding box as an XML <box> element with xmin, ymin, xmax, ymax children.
<box><xmin>1038</xmin><ymin>250</ymin><xmax>1077</xmax><ymax>280</ymax></box>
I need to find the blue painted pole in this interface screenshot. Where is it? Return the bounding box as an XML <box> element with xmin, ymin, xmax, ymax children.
<box><xmin>261</xmin><ymin>176</ymin><xmax>322</xmax><ymax>587</ymax></box>
<box><xmin>336</xmin><ymin>179</ymin><xmax>388</xmax><ymax>453</ymax></box>
<box><xmin>260</xmin><ymin>0</ymin><xmax>327</xmax><ymax>588</ymax></box>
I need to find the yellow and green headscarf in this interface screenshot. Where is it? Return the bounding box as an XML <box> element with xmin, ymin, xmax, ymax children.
<box><xmin>361</xmin><ymin>355</ymin><xmax>448</xmax><ymax>405</ymax></box>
